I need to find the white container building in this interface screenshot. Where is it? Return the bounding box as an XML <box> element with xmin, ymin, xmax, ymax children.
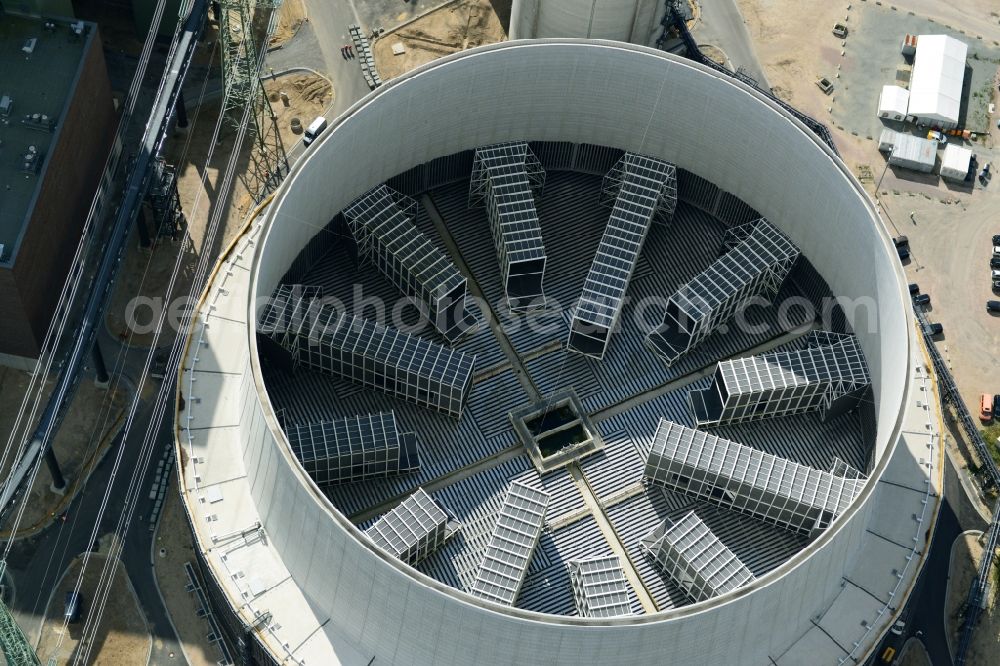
<box><xmin>877</xmin><ymin>85</ymin><xmax>910</xmax><ymax>121</ymax></box>
<box><xmin>940</xmin><ymin>143</ymin><xmax>973</xmax><ymax>180</ymax></box>
<box><xmin>889</xmin><ymin>134</ymin><xmax>937</xmax><ymax>172</ymax></box>
<box><xmin>907</xmin><ymin>35</ymin><xmax>968</xmax><ymax>129</ymax></box>
<box><xmin>878</xmin><ymin>128</ymin><xmax>900</xmax><ymax>152</ymax></box>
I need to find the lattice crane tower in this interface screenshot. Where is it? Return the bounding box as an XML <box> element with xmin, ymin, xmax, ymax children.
<box><xmin>218</xmin><ymin>0</ymin><xmax>288</xmax><ymax>201</ymax></box>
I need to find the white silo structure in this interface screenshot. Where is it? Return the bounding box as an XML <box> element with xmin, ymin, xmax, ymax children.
<box><xmin>510</xmin><ymin>0</ymin><xmax>663</xmax><ymax>44</ymax></box>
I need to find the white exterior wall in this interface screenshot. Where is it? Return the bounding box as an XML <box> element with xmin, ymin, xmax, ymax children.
<box><xmin>179</xmin><ymin>41</ymin><xmax>922</xmax><ymax>666</ymax></box>
<box><xmin>940</xmin><ymin>144</ymin><xmax>972</xmax><ymax>180</ymax></box>
<box><xmin>877</xmin><ymin>85</ymin><xmax>909</xmax><ymax>120</ymax></box>
<box><xmin>907</xmin><ymin>34</ymin><xmax>967</xmax><ymax>128</ymax></box>
<box><xmin>510</xmin><ymin>0</ymin><xmax>661</xmax><ymax>44</ymax></box>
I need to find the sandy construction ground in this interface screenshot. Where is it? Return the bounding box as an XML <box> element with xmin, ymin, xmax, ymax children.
<box><xmin>153</xmin><ymin>485</ymin><xmax>225</xmax><ymax>666</ymax></box>
<box><xmin>0</xmin><ymin>369</ymin><xmax>125</xmax><ymax>537</ymax></box>
<box><xmin>736</xmin><ymin>0</ymin><xmax>847</xmax><ymax>117</ymax></box>
<box><xmin>374</xmin><ymin>0</ymin><xmax>506</xmax><ymax>81</ymax></box>
<box><xmin>270</xmin><ymin>0</ymin><xmax>307</xmax><ymax>48</ymax></box>
<box><xmin>36</xmin><ymin>546</ymin><xmax>149</xmax><ymax>665</ymax></box>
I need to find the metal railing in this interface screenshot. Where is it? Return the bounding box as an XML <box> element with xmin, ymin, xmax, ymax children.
<box><xmin>914</xmin><ymin>305</ymin><xmax>999</xmax><ymax>665</ymax></box>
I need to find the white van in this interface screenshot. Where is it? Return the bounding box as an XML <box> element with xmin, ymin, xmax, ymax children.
<box><xmin>302</xmin><ymin>116</ymin><xmax>327</xmax><ymax>147</ymax></box>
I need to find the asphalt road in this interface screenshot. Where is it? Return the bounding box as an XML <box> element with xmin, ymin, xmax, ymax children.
<box><xmin>5</xmin><ymin>357</ymin><xmax>182</xmax><ymax>664</ymax></box>
<box><xmin>867</xmin><ymin>498</ymin><xmax>963</xmax><ymax>666</ymax></box>
<box><xmin>0</xmin><ymin>4</ymin><xmax>373</xmax><ymax>664</ymax></box>
<box><xmin>299</xmin><ymin>0</ymin><xmax>372</xmax><ymax>119</ymax></box>
<box><xmin>691</xmin><ymin>0</ymin><xmax>771</xmax><ymax>89</ymax></box>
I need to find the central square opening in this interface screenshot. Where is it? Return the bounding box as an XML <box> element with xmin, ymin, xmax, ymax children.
<box><xmin>510</xmin><ymin>389</ymin><xmax>604</xmax><ymax>472</ymax></box>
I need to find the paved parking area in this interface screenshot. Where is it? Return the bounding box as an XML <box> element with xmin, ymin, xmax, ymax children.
<box><xmin>831</xmin><ymin>2</ymin><xmax>1000</xmax><ymax>139</ymax></box>
<box><xmin>879</xmin><ymin>190</ymin><xmax>1000</xmax><ymax>412</ymax></box>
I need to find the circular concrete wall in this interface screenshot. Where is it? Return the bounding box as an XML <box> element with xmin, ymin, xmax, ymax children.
<box><xmin>239</xmin><ymin>40</ymin><xmax>913</xmax><ymax>664</ymax></box>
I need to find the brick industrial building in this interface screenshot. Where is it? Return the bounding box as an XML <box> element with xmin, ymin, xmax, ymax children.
<box><xmin>0</xmin><ymin>12</ymin><xmax>116</xmax><ymax>366</ymax></box>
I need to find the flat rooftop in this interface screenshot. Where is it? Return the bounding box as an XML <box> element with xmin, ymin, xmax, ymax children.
<box><xmin>0</xmin><ymin>16</ymin><xmax>91</xmax><ymax>264</ymax></box>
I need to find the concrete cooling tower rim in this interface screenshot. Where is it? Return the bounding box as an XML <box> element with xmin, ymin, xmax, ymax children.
<box><xmin>246</xmin><ymin>39</ymin><xmax>913</xmax><ymax>625</ymax></box>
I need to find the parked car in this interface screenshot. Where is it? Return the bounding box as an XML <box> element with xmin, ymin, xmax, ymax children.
<box><xmin>908</xmin><ymin>283</ymin><xmax>920</xmax><ymax>295</ymax></box>
<box><xmin>912</xmin><ymin>293</ymin><xmax>930</xmax><ymax>306</ymax></box>
<box><xmin>150</xmin><ymin>352</ymin><xmax>168</xmax><ymax>380</ymax></box>
<box><xmin>991</xmin><ymin>257</ymin><xmax>1000</xmax><ymax>269</ymax></box>
<box><xmin>889</xmin><ymin>620</ymin><xmax>905</xmax><ymax>636</ymax></box>
<box><xmin>993</xmin><ymin>279</ymin><xmax>1000</xmax><ymax>292</ymax></box>
<box><xmin>893</xmin><ymin>235</ymin><xmax>909</xmax><ymax>248</ymax></box>
<box><xmin>64</xmin><ymin>591</ymin><xmax>82</xmax><ymax>624</ymax></box>
<box><xmin>992</xmin><ymin>233</ymin><xmax>1000</xmax><ymax>245</ymax></box>
<box><xmin>988</xmin><ymin>300</ymin><xmax>1000</xmax><ymax>313</ymax></box>
<box><xmin>994</xmin><ymin>394</ymin><xmax>1000</xmax><ymax>418</ymax></box>
<box><xmin>897</xmin><ymin>245</ymin><xmax>911</xmax><ymax>260</ymax></box>
<box><xmin>927</xmin><ymin>130</ymin><xmax>948</xmax><ymax>143</ymax></box>
<box><xmin>993</xmin><ymin>246</ymin><xmax>1000</xmax><ymax>257</ymax></box>
<box><xmin>980</xmin><ymin>393</ymin><xmax>994</xmax><ymax>421</ymax></box>
<box><xmin>923</xmin><ymin>322</ymin><xmax>943</xmax><ymax>335</ymax></box>
<box><xmin>992</xmin><ymin>269</ymin><xmax>1000</xmax><ymax>281</ymax></box>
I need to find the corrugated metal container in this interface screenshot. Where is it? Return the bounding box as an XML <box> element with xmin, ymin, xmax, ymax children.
<box><xmin>878</xmin><ymin>128</ymin><xmax>900</xmax><ymax>152</ymax></box>
<box><xmin>939</xmin><ymin>144</ymin><xmax>972</xmax><ymax>180</ymax></box>
<box><xmin>889</xmin><ymin>134</ymin><xmax>937</xmax><ymax>172</ymax></box>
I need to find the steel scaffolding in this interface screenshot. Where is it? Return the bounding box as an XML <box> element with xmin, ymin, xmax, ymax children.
<box><xmin>469</xmin><ymin>480</ymin><xmax>549</xmax><ymax>606</ymax></box>
<box><xmin>646</xmin><ymin>219</ymin><xmax>799</xmax><ymax>366</ymax></box>
<box><xmin>218</xmin><ymin>0</ymin><xmax>288</xmax><ymax>202</ymax></box>
<box><xmin>689</xmin><ymin>331</ymin><xmax>870</xmax><ymax>427</ymax></box>
<box><xmin>147</xmin><ymin>159</ymin><xmax>186</xmax><ymax>240</ymax></box>
<box><xmin>284</xmin><ymin>412</ymin><xmax>421</xmax><ymax>486</ymax></box>
<box><xmin>643</xmin><ymin>419</ymin><xmax>865</xmax><ymax>535</ymax></box>
<box><xmin>469</xmin><ymin>141</ymin><xmax>547</xmax><ymax>311</ymax></box>
<box><xmin>641</xmin><ymin>511</ymin><xmax>755</xmax><ymax>603</ymax></box>
<box><xmin>343</xmin><ymin>185</ymin><xmax>475</xmax><ymax>343</ymax></box>
<box><xmin>568</xmin><ymin>152</ymin><xmax>677</xmax><ymax>359</ymax></box>
<box><xmin>567</xmin><ymin>556</ymin><xmax>633</xmax><ymax>618</ymax></box>
<box><xmin>366</xmin><ymin>488</ymin><xmax>449</xmax><ymax>565</ymax></box>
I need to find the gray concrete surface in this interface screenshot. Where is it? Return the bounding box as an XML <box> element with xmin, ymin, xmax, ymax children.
<box><xmin>691</xmin><ymin>0</ymin><xmax>770</xmax><ymax>88</ymax></box>
<box><xmin>266</xmin><ymin>20</ymin><xmax>327</xmax><ymax>76</ymax></box>
<box><xmin>297</xmin><ymin>0</ymin><xmax>373</xmax><ymax>119</ymax></box>
<box><xmin>879</xmin><ymin>189</ymin><xmax>1000</xmax><ymax>417</ymax></box>
<box><xmin>830</xmin><ymin>2</ymin><xmax>1000</xmax><ymax>139</ymax></box>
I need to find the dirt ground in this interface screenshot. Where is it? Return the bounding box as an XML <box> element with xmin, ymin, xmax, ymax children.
<box><xmin>896</xmin><ymin>637</ymin><xmax>932</xmax><ymax>666</ymax></box>
<box><xmin>700</xmin><ymin>44</ymin><xmax>728</xmax><ymax>67</ymax></box>
<box><xmin>0</xmin><ymin>368</ymin><xmax>125</xmax><ymax>536</ymax></box>
<box><xmin>373</xmin><ymin>0</ymin><xmax>507</xmax><ymax>80</ymax></box>
<box><xmin>264</xmin><ymin>73</ymin><xmax>334</xmax><ymax>150</ymax></box>
<box><xmin>35</xmin><ymin>545</ymin><xmax>149</xmax><ymax>665</ymax></box>
<box><xmin>169</xmin><ymin>97</ymin><xmax>256</xmax><ymax>263</ymax></box>
<box><xmin>269</xmin><ymin>0</ymin><xmax>307</xmax><ymax>48</ymax></box>
<box><xmin>946</xmin><ymin>532</ymin><xmax>1000</xmax><ymax>665</ymax></box>
<box><xmin>104</xmin><ymin>234</ymin><xmax>199</xmax><ymax>349</ymax></box>
<box><xmin>152</xmin><ymin>483</ymin><xmax>226</xmax><ymax>666</ymax></box>
<box><xmin>736</xmin><ymin>0</ymin><xmax>846</xmax><ymax>116</ymax></box>
<box><xmin>736</xmin><ymin>0</ymin><xmax>1000</xmax><ymax>178</ymax></box>
<box><xmin>876</xmin><ymin>189</ymin><xmax>1000</xmax><ymax>414</ymax></box>
<box><xmin>103</xmin><ymin>73</ymin><xmax>330</xmax><ymax>348</ymax></box>
<box><xmin>735</xmin><ymin>0</ymin><xmax>882</xmax><ymax>175</ymax></box>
